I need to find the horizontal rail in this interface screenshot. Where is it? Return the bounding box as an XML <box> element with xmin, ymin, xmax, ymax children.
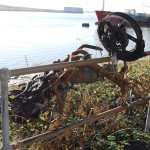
<box><xmin>10</xmin><ymin>96</ymin><xmax>150</xmax><ymax>149</ymax></box>
<box><xmin>10</xmin><ymin>57</ymin><xmax>110</xmax><ymax>76</ymax></box>
<box><xmin>10</xmin><ymin>51</ymin><xmax>150</xmax><ymax>77</ymax></box>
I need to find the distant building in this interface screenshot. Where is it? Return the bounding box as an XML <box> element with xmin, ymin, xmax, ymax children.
<box><xmin>64</xmin><ymin>7</ymin><xmax>83</xmax><ymax>13</ymax></box>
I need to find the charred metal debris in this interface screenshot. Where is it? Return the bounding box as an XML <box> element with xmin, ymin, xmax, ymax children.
<box><xmin>9</xmin><ymin>12</ymin><xmax>148</xmax><ymax>122</ymax></box>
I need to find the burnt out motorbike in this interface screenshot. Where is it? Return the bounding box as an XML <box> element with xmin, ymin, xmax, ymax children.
<box><xmin>9</xmin><ymin>12</ymin><xmax>147</xmax><ymax>122</ymax></box>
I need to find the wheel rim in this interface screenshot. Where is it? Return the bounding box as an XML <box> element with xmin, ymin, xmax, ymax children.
<box><xmin>97</xmin><ymin>12</ymin><xmax>146</xmax><ymax>61</ymax></box>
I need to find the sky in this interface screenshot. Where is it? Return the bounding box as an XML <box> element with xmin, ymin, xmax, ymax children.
<box><xmin>0</xmin><ymin>0</ymin><xmax>150</xmax><ymax>13</ymax></box>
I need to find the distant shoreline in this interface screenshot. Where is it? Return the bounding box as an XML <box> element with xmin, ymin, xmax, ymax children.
<box><xmin>0</xmin><ymin>9</ymin><xmax>64</xmax><ymax>13</ymax></box>
<box><xmin>0</xmin><ymin>4</ymin><xmax>94</xmax><ymax>13</ymax></box>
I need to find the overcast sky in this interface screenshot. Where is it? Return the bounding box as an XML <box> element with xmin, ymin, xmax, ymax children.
<box><xmin>0</xmin><ymin>0</ymin><xmax>149</xmax><ymax>13</ymax></box>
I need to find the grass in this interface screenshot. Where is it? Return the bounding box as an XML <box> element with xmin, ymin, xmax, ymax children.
<box><xmin>0</xmin><ymin>57</ymin><xmax>150</xmax><ymax>150</ymax></box>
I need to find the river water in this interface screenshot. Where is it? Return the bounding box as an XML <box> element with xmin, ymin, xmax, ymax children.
<box><xmin>0</xmin><ymin>11</ymin><xmax>150</xmax><ymax>69</ymax></box>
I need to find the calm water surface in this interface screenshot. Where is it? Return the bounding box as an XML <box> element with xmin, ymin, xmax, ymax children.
<box><xmin>0</xmin><ymin>11</ymin><xmax>150</xmax><ymax>69</ymax></box>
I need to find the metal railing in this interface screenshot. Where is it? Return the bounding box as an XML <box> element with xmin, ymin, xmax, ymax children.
<box><xmin>0</xmin><ymin>68</ymin><xmax>12</xmax><ymax>150</ymax></box>
<box><xmin>0</xmin><ymin>56</ymin><xmax>109</xmax><ymax>149</ymax></box>
<box><xmin>0</xmin><ymin>53</ymin><xmax>150</xmax><ymax>149</ymax></box>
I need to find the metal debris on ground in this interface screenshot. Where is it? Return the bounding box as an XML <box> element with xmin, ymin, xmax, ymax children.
<box><xmin>8</xmin><ymin>12</ymin><xmax>148</xmax><ymax>122</ymax></box>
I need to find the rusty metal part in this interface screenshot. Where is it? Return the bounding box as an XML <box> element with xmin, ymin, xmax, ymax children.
<box><xmin>9</xmin><ymin>43</ymin><xmax>147</xmax><ymax>122</ymax></box>
<box><xmin>77</xmin><ymin>44</ymin><xmax>103</xmax><ymax>51</ymax></box>
<box><xmin>9</xmin><ymin>44</ymin><xmax>104</xmax><ymax>120</ymax></box>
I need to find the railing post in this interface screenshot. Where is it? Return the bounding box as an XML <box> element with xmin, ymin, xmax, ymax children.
<box><xmin>145</xmin><ymin>100</ymin><xmax>150</xmax><ymax>134</ymax></box>
<box><xmin>0</xmin><ymin>68</ymin><xmax>12</xmax><ymax>150</ymax></box>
